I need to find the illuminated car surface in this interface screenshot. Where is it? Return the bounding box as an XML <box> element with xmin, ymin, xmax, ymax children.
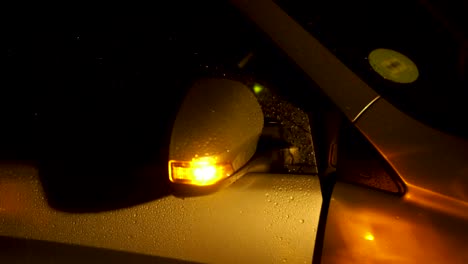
<box><xmin>232</xmin><ymin>0</ymin><xmax>468</xmax><ymax>263</ymax></box>
<box><xmin>2</xmin><ymin>0</ymin><xmax>468</xmax><ymax>263</ymax></box>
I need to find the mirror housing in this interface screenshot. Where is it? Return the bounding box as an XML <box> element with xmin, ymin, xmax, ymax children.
<box><xmin>169</xmin><ymin>78</ymin><xmax>264</xmax><ymax>187</ymax></box>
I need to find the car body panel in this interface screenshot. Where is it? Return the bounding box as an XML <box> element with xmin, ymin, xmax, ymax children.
<box><xmin>0</xmin><ymin>236</ymin><xmax>198</xmax><ymax>264</ymax></box>
<box><xmin>231</xmin><ymin>1</ymin><xmax>468</xmax><ymax>263</ymax></box>
<box><xmin>355</xmin><ymin>98</ymin><xmax>468</xmax><ymax>210</ymax></box>
<box><xmin>322</xmin><ymin>183</ymin><xmax>468</xmax><ymax>264</ymax></box>
<box><xmin>0</xmin><ymin>163</ymin><xmax>321</xmax><ymax>263</ymax></box>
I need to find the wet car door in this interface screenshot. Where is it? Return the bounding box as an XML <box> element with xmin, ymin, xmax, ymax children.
<box><xmin>1</xmin><ymin>2</ymin><xmax>323</xmax><ymax>263</ymax></box>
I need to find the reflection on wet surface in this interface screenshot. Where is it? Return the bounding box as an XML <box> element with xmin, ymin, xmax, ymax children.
<box><xmin>322</xmin><ymin>183</ymin><xmax>468</xmax><ymax>264</ymax></box>
<box><xmin>0</xmin><ymin>163</ymin><xmax>321</xmax><ymax>263</ymax></box>
<box><xmin>254</xmin><ymin>83</ymin><xmax>317</xmax><ymax>174</ymax></box>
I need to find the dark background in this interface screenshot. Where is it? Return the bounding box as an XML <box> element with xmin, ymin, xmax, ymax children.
<box><xmin>3</xmin><ymin>1</ymin><xmax>259</xmax><ymax>211</ymax></box>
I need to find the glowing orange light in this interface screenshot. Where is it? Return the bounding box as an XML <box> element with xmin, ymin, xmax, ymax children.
<box><xmin>364</xmin><ymin>232</ymin><xmax>375</xmax><ymax>241</ymax></box>
<box><xmin>169</xmin><ymin>157</ymin><xmax>232</xmax><ymax>186</ymax></box>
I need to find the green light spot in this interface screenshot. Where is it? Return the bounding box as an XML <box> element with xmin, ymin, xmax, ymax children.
<box><xmin>253</xmin><ymin>83</ymin><xmax>264</xmax><ymax>94</ymax></box>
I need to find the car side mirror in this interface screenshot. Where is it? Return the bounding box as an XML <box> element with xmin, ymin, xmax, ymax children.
<box><xmin>169</xmin><ymin>78</ymin><xmax>264</xmax><ymax>188</ymax></box>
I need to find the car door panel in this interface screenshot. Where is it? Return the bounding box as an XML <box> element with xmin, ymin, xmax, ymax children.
<box><xmin>0</xmin><ymin>163</ymin><xmax>322</xmax><ymax>263</ymax></box>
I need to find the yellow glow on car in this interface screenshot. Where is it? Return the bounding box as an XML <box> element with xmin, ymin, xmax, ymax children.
<box><xmin>364</xmin><ymin>232</ymin><xmax>375</xmax><ymax>241</ymax></box>
<box><xmin>369</xmin><ymin>48</ymin><xmax>419</xmax><ymax>84</ymax></box>
<box><xmin>169</xmin><ymin>157</ymin><xmax>233</xmax><ymax>186</ymax></box>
